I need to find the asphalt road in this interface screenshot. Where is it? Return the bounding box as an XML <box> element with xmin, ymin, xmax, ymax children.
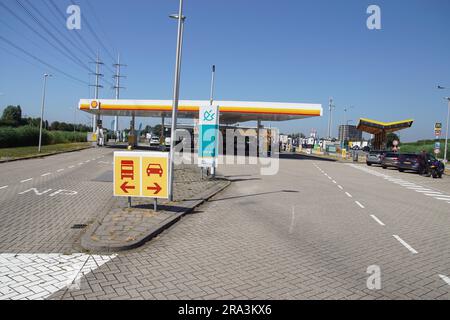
<box><xmin>1</xmin><ymin>150</ymin><xmax>450</xmax><ymax>299</ymax></box>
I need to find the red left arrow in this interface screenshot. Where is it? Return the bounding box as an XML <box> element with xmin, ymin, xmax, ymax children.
<box><xmin>120</xmin><ymin>181</ymin><xmax>135</xmax><ymax>193</ymax></box>
<box><xmin>147</xmin><ymin>182</ymin><xmax>162</xmax><ymax>195</ymax></box>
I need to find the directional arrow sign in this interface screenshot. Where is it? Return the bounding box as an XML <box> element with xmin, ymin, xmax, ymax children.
<box><xmin>120</xmin><ymin>181</ymin><xmax>136</xmax><ymax>194</ymax></box>
<box><xmin>114</xmin><ymin>151</ymin><xmax>169</xmax><ymax>199</ymax></box>
<box><xmin>147</xmin><ymin>183</ymin><xmax>162</xmax><ymax>195</ymax></box>
<box><xmin>142</xmin><ymin>153</ymin><xmax>168</xmax><ymax>199</ymax></box>
<box><xmin>114</xmin><ymin>154</ymin><xmax>140</xmax><ymax>197</ymax></box>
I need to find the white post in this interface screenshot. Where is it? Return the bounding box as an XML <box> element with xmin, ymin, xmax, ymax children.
<box><xmin>38</xmin><ymin>74</ymin><xmax>50</xmax><ymax>153</ymax></box>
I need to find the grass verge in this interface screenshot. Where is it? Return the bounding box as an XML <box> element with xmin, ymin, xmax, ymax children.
<box><xmin>0</xmin><ymin>142</ymin><xmax>92</xmax><ymax>161</ymax></box>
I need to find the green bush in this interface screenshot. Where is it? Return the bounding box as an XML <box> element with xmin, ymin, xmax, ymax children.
<box><xmin>0</xmin><ymin>126</ymin><xmax>87</xmax><ymax>148</ymax></box>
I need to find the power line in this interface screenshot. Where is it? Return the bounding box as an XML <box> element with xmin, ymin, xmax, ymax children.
<box><xmin>0</xmin><ymin>35</ymin><xmax>89</xmax><ymax>86</ymax></box>
<box><xmin>47</xmin><ymin>0</ymin><xmax>96</xmax><ymax>59</ymax></box>
<box><xmin>83</xmin><ymin>0</ymin><xmax>117</xmax><ymax>57</ymax></box>
<box><xmin>14</xmin><ymin>0</ymin><xmax>94</xmax><ymax>74</ymax></box>
<box><xmin>27</xmin><ymin>0</ymin><xmax>95</xmax><ymax>63</ymax></box>
<box><xmin>69</xmin><ymin>0</ymin><xmax>116</xmax><ymax>63</ymax></box>
<box><xmin>0</xmin><ymin>1</ymin><xmax>92</xmax><ymax>74</ymax></box>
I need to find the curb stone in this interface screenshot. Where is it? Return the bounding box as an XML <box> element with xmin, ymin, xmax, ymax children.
<box><xmin>80</xmin><ymin>179</ymin><xmax>231</xmax><ymax>253</ymax></box>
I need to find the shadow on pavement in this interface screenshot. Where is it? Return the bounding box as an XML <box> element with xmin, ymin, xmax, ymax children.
<box><xmin>279</xmin><ymin>153</ymin><xmax>337</xmax><ymax>162</ymax></box>
<box><xmin>209</xmin><ymin>190</ymin><xmax>299</xmax><ymax>202</ymax></box>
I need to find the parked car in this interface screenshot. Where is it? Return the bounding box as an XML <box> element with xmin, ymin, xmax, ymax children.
<box><xmin>397</xmin><ymin>153</ymin><xmax>421</xmax><ymax>173</ymax></box>
<box><xmin>149</xmin><ymin>136</ymin><xmax>160</xmax><ymax>147</ymax></box>
<box><xmin>362</xmin><ymin>146</ymin><xmax>371</xmax><ymax>152</ymax></box>
<box><xmin>366</xmin><ymin>151</ymin><xmax>387</xmax><ymax>166</ymax></box>
<box><xmin>381</xmin><ymin>152</ymin><xmax>400</xmax><ymax>169</ymax></box>
<box><xmin>398</xmin><ymin>153</ymin><xmax>445</xmax><ymax>177</ymax></box>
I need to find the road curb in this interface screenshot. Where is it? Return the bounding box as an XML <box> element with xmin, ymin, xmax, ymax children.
<box><xmin>80</xmin><ymin>179</ymin><xmax>231</xmax><ymax>253</ymax></box>
<box><xmin>0</xmin><ymin>145</ymin><xmax>94</xmax><ymax>163</ymax></box>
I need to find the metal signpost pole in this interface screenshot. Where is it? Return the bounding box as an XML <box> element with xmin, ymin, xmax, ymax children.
<box><xmin>210</xmin><ymin>65</ymin><xmax>216</xmax><ymax>177</ymax></box>
<box><xmin>168</xmin><ymin>0</ymin><xmax>185</xmax><ymax>201</ymax></box>
<box><xmin>38</xmin><ymin>74</ymin><xmax>50</xmax><ymax>153</ymax></box>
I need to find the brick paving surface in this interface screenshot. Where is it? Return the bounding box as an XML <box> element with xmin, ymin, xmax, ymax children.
<box><xmin>50</xmin><ymin>157</ymin><xmax>450</xmax><ymax>299</ymax></box>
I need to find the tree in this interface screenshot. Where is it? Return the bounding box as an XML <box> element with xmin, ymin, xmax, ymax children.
<box><xmin>386</xmin><ymin>132</ymin><xmax>400</xmax><ymax>149</ymax></box>
<box><xmin>1</xmin><ymin>105</ymin><xmax>22</xmax><ymax>126</ymax></box>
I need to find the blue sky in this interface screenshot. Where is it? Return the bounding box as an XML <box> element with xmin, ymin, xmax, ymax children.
<box><xmin>1</xmin><ymin>0</ymin><xmax>450</xmax><ymax>142</ymax></box>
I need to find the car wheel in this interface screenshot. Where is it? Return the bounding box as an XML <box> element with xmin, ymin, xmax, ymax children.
<box><xmin>399</xmin><ymin>169</ymin><xmax>404</xmax><ymax>172</ymax></box>
<box><xmin>382</xmin><ymin>166</ymin><xmax>387</xmax><ymax>169</ymax></box>
<box><xmin>367</xmin><ymin>163</ymin><xmax>372</xmax><ymax>166</ymax></box>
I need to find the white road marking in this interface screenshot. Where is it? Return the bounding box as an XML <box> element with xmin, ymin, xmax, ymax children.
<box><xmin>328</xmin><ymin>176</ymin><xmax>332</xmax><ymax>180</ymax></box>
<box><xmin>370</xmin><ymin>215</ymin><xmax>385</xmax><ymax>226</ymax></box>
<box><xmin>20</xmin><ymin>178</ymin><xmax>33</xmax><ymax>183</ymax></box>
<box><xmin>57</xmin><ymin>169</ymin><xmax>64</xmax><ymax>172</ymax></box>
<box><xmin>77</xmin><ymin>163</ymin><xmax>83</xmax><ymax>166</ymax></box>
<box><xmin>288</xmin><ymin>206</ymin><xmax>296</xmax><ymax>234</ymax></box>
<box><xmin>424</xmin><ymin>193</ymin><xmax>443</xmax><ymax>197</ymax></box>
<box><xmin>332</xmin><ymin>180</ymin><xmax>337</xmax><ymax>184</ymax></box>
<box><xmin>338</xmin><ymin>185</ymin><xmax>343</xmax><ymax>190</ymax></box>
<box><xmin>0</xmin><ymin>254</ymin><xmax>116</xmax><ymax>300</ymax></box>
<box><xmin>68</xmin><ymin>166</ymin><xmax>75</xmax><ymax>169</ymax></box>
<box><xmin>41</xmin><ymin>173</ymin><xmax>51</xmax><ymax>177</ymax></box>
<box><xmin>439</xmin><ymin>274</ymin><xmax>450</xmax><ymax>286</ymax></box>
<box><xmin>0</xmin><ymin>186</ymin><xmax>8</xmax><ymax>190</ymax></box>
<box><xmin>355</xmin><ymin>201</ymin><xmax>365</xmax><ymax>209</ymax></box>
<box><xmin>345</xmin><ymin>192</ymin><xmax>353</xmax><ymax>198</ymax></box>
<box><xmin>393</xmin><ymin>235</ymin><xmax>418</xmax><ymax>254</ymax></box>
<box><xmin>348</xmin><ymin>164</ymin><xmax>450</xmax><ymax>206</ymax></box>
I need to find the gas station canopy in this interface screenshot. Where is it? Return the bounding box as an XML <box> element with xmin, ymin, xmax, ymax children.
<box><xmin>357</xmin><ymin>118</ymin><xmax>414</xmax><ymax>150</ymax></box>
<box><xmin>79</xmin><ymin>99</ymin><xmax>323</xmax><ymax>124</ymax></box>
<box><xmin>357</xmin><ymin>118</ymin><xmax>414</xmax><ymax>135</ymax></box>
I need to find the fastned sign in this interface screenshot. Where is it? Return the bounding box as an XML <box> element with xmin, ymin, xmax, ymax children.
<box><xmin>198</xmin><ymin>105</ymin><xmax>219</xmax><ymax>168</ymax></box>
<box><xmin>114</xmin><ymin>151</ymin><xmax>169</xmax><ymax>199</ymax></box>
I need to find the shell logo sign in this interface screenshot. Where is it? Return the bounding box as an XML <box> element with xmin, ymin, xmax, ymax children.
<box><xmin>90</xmin><ymin>100</ymin><xmax>100</xmax><ymax>110</ymax></box>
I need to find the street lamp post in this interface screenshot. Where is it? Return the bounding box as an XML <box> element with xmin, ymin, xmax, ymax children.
<box><xmin>438</xmin><ymin>85</ymin><xmax>449</xmax><ymax>163</ymax></box>
<box><xmin>444</xmin><ymin>97</ymin><xmax>450</xmax><ymax>163</ymax></box>
<box><xmin>168</xmin><ymin>0</ymin><xmax>185</xmax><ymax>201</ymax></box>
<box><xmin>38</xmin><ymin>74</ymin><xmax>51</xmax><ymax>153</ymax></box>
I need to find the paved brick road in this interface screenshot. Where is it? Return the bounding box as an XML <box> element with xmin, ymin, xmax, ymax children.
<box><xmin>41</xmin><ymin>156</ymin><xmax>449</xmax><ymax>300</ymax></box>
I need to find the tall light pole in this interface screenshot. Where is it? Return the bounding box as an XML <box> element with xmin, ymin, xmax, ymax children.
<box><xmin>438</xmin><ymin>85</ymin><xmax>449</xmax><ymax>163</ymax></box>
<box><xmin>168</xmin><ymin>0</ymin><xmax>185</xmax><ymax>201</ymax></box>
<box><xmin>38</xmin><ymin>74</ymin><xmax>51</xmax><ymax>153</ymax></box>
<box><xmin>327</xmin><ymin>98</ymin><xmax>335</xmax><ymax>139</ymax></box>
<box><xmin>210</xmin><ymin>65</ymin><xmax>216</xmax><ymax>106</ymax></box>
<box><xmin>444</xmin><ymin>97</ymin><xmax>450</xmax><ymax>163</ymax></box>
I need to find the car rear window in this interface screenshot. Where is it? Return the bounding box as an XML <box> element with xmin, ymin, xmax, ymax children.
<box><xmin>386</xmin><ymin>153</ymin><xmax>398</xmax><ymax>157</ymax></box>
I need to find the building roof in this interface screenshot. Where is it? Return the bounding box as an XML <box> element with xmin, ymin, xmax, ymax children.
<box><xmin>79</xmin><ymin>99</ymin><xmax>323</xmax><ymax>124</ymax></box>
<box><xmin>357</xmin><ymin>118</ymin><xmax>414</xmax><ymax>135</ymax></box>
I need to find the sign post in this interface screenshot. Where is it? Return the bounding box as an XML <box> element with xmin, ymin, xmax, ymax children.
<box><xmin>114</xmin><ymin>152</ymin><xmax>169</xmax><ymax>210</ymax></box>
<box><xmin>198</xmin><ymin>105</ymin><xmax>220</xmax><ymax>169</ymax></box>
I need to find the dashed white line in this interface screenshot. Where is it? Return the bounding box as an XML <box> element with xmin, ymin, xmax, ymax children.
<box><xmin>332</xmin><ymin>180</ymin><xmax>337</xmax><ymax>184</ymax></box>
<box><xmin>41</xmin><ymin>173</ymin><xmax>51</xmax><ymax>177</ymax></box>
<box><xmin>393</xmin><ymin>235</ymin><xmax>418</xmax><ymax>254</ymax></box>
<box><xmin>355</xmin><ymin>201</ymin><xmax>365</xmax><ymax>209</ymax></box>
<box><xmin>0</xmin><ymin>186</ymin><xmax>8</xmax><ymax>190</ymax></box>
<box><xmin>345</xmin><ymin>192</ymin><xmax>353</xmax><ymax>198</ymax></box>
<box><xmin>68</xmin><ymin>166</ymin><xmax>75</xmax><ymax>169</ymax></box>
<box><xmin>20</xmin><ymin>178</ymin><xmax>33</xmax><ymax>183</ymax></box>
<box><xmin>57</xmin><ymin>169</ymin><xmax>64</xmax><ymax>172</ymax></box>
<box><xmin>370</xmin><ymin>215</ymin><xmax>385</xmax><ymax>226</ymax></box>
<box><xmin>338</xmin><ymin>185</ymin><xmax>343</xmax><ymax>190</ymax></box>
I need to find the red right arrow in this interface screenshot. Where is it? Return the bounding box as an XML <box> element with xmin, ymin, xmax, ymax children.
<box><xmin>120</xmin><ymin>181</ymin><xmax>135</xmax><ymax>193</ymax></box>
<box><xmin>147</xmin><ymin>182</ymin><xmax>162</xmax><ymax>195</ymax></box>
